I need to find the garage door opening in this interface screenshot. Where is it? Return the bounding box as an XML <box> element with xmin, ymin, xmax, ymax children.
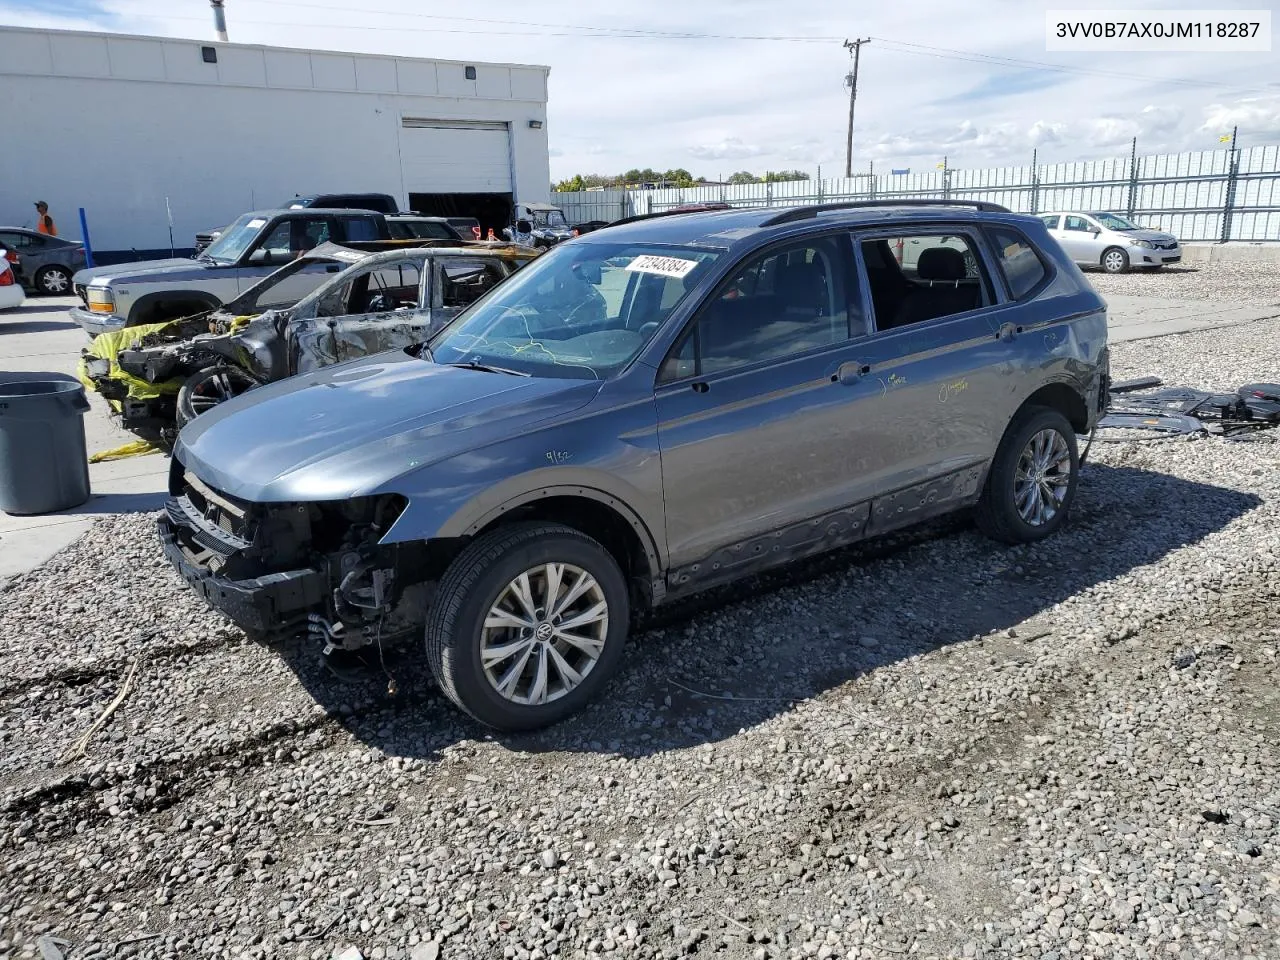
<box><xmin>408</xmin><ymin>192</ymin><xmax>513</xmax><ymax>237</ymax></box>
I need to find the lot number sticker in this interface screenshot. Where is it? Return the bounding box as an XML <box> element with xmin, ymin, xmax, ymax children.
<box><xmin>625</xmin><ymin>254</ymin><xmax>700</xmax><ymax>279</ymax></box>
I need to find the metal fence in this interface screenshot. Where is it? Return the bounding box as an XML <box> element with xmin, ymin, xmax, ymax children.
<box><xmin>554</xmin><ymin>144</ymin><xmax>1280</xmax><ymax>242</ymax></box>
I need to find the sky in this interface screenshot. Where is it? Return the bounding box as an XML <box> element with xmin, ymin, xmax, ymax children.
<box><xmin>3</xmin><ymin>0</ymin><xmax>1279</xmax><ymax>181</ymax></box>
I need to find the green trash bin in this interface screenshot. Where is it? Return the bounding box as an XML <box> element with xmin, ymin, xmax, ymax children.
<box><xmin>0</xmin><ymin>380</ymin><xmax>92</xmax><ymax>515</ymax></box>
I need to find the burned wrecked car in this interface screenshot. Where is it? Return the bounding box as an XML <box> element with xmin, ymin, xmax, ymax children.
<box><xmin>79</xmin><ymin>240</ymin><xmax>537</xmax><ymax>436</ymax></box>
<box><xmin>160</xmin><ymin>201</ymin><xmax>1109</xmax><ymax>732</ymax></box>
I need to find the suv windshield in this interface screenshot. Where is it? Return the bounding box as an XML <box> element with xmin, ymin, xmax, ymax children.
<box><xmin>203</xmin><ymin>214</ymin><xmax>268</xmax><ymax>263</ymax></box>
<box><xmin>429</xmin><ymin>241</ymin><xmax>721</xmax><ymax>379</ymax></box>
<box><xmin>532</xmin><ymin>210</ymin><xmax>568</xmax><ymax>228</ymax></box>
<box><xmin>1091</xmin><ymin>212</ymin><xmax>1140</xmax><ymax>231</ymax></box>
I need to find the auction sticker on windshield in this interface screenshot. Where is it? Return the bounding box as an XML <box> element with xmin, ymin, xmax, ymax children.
<box><xmin>625</xmin><ymin>254</ymin><xmax>700</xmax><ymax>279</ymax></box>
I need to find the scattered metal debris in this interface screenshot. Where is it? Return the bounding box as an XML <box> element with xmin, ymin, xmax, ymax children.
<box><xmin>1100</xmin><ymin>379</ymin><xmax>1280</xmax><ymax>439</ymax></box>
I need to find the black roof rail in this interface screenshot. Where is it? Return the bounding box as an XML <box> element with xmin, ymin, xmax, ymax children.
<box><xmin>761</xmin><ymin>198</ymin><xmax>1012</xmax><ymax>227</ymax></box>
<box><xmin>603</xmin><ymin>207</ymin><xmax>725</xmax><ymax>229</ymax></box>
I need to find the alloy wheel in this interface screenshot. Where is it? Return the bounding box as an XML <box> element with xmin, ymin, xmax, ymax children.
<box><xmin>1014</xmin><ymin>428</ymin><xmax>1073</xmax><ymax>526</ymax></box>
<box><xmin>188</xmin><ymin>368</ymin><xmax>251</xmax><ymax>416</ymax></box>
<box><xmin>1103</xmin><ymin>250</ymin><xmax>1126</xmax><ymax>273</ymax></box>
<box><xmin>480</xmin><ymin>562</ymin><xmax>609</xmax><ymax>705</ymax></box>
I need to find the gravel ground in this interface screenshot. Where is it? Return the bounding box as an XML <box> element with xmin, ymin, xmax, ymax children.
<box><xmin>2</xmin><ymin>320</ymin><xmax>1279</xmax><ymax>960</ymax></box>
<box><xmin>1089</xmin><ymin>258</ymin><xmax>1280</xmax><ymax>306</ymax></box>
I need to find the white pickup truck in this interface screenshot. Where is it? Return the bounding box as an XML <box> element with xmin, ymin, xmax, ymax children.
<box><xmin>70</xmin><ymin>208</ymin><xmax>390</xmax><ymax>337</ymax></box>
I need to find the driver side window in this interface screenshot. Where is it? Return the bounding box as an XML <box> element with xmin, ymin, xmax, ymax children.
<box><xmin>660</xmin><ymin>238</ymin><xmax>850</xmax><ymax>381</ymax></box>
<box><xmin>257</xmin><ymin>222</ymin><xmax>294</xmax><ymax>262</ymax></box>
<box><xmin>1064</xmin><ymin>216</ymin><xmax>1093</xmax><ymax>233</ymax></box>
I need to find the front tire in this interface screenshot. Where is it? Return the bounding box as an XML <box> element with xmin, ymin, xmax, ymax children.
<box><xmin>1101</xmin><ymin>247</ymin><xmax>1129</xmax><ymax>273</ymax></box>
<box><xmin>425</xmin><ymin>523</ymin><xmax>629</xmax><ymax>731</ymax></box>
<box><xmin>35</xmin><ymin>264</ymin><xmax>73</xmax><ymax>295</ymax></box>
<box><xmin>175</xmin><ymin>365</ymin><xmax>257</xmax><ymax>427</ymax></box>
<box><xmin>976</xmin><ymin>407</ymin><xmax>1079</xmax><ymax>544</ymax></box>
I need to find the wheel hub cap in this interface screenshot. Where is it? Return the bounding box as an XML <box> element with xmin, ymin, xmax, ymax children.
<box><xmin>1014</xmin><ymin>428</ymin><xmax>1072</xmax><ymax>527</ymax></box>
<box><xmin>480</xmin><ymin>562</ymin><xmax>609</xmax><ymax>706</ymax></box>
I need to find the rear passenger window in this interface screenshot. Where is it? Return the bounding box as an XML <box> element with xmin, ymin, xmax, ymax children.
<box><xmin>859</xmin><ymin>234</ymin><xmax>992</xmax><ymax>331</ymax></box>
<box><xmin>343</xmin><ymin>218</ymin><xmax>380</xmax><ymax>242</ymax></box>
<box><xmin>988</xmin><ymin>228</ymin><xmax>1048</xmax><ymax>300</ymax></box>
<box><xmin>660</xmin><ymin>238</ymin><xmax>851</xmax><ymax>380</ymax></box>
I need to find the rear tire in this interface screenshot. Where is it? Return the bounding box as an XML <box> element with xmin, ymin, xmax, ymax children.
<box><xmin>1101</xmin><ymin>247</ymin><xmax>1129</xmax><ymax>273</ymax></box>
<box><xmin>976</xmin><ymin>406</ymin><xmax>1079</xmax><ymax>544</ymax></box>
<box><xmin>35</xmin><ymin>264</ymin><xmax>73</xmax><ymax>295</ymax></box>
<box><xmin>425</xmin><ymin>523</ymin><xmax>629</xmax><ymax>731</ymax></box>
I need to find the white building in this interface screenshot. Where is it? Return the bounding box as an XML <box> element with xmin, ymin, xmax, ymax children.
<box><xmin>0</xmin><ymin>25</ymin><xmax>551</xmax><ymax>259</ymax></box>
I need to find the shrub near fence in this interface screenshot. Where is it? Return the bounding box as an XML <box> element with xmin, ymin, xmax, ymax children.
<box><xmin>555</xmin><ymin>144</ymin><xmax>1280</xmax><ymax>242</ymax></box>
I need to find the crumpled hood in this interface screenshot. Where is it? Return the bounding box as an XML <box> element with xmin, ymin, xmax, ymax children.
<box><xmin>74</xmin><ymin>258</ymin><xmax>208</xmax><ymax>286</ymax></box>
<box><xmin>175</xmin><ymin>351</ymin><xmax>600</xmax><ymax>502</ymax></box>
<box><xmin>1117</xmin><ymin>229</ymin><xmax>1177</xmax><ymax>243</ymax></box>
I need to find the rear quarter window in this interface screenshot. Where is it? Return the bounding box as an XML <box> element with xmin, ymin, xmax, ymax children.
<box><xmin>342</xmin><ymin>218</ymin><xmax>382</xmax><ymax>242</ymax></box>
<box><xmin>986</xmin><ymin>227</ymin><xmax>1049</xmax><ymax>301</ymax></box>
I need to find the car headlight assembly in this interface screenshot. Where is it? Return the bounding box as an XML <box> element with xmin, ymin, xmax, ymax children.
<box><xmin>1129</xmin><ymin>239</ymin><xmax>1155</xmax><ymax>249</ymax></box>
<box><xmin>87</xmin><ymin>287</ymin><xmax>116</xmax><ymax>314</ymax></box>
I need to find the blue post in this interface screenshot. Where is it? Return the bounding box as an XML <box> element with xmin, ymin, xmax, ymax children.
<box><xmin>78</xmin><ymin>207</ymin><xmax>95</xmax><ymax>268</ymax></box>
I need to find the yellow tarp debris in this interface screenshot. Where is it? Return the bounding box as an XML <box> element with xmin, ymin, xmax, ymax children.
<box><xmin>76</xmin><ymin>320</ymin><xmax>185</xmax><ymax>412</ymax></box>
<box><xmin>89</xmin><ymin>440</ymin><xmax>161</xmax><ymax>463</ymax></box>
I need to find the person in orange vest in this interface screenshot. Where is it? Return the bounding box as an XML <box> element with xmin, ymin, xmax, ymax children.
<box><xmin>34</xmin><ymin>201</ymin><xmax>58</xmax><ymax>237</ymax></box>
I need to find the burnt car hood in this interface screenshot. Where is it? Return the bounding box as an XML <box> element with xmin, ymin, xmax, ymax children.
<box><xmin>174</xmin><ymin>351</ymin><xmax>601</xmax><ymax>502</ymax></box>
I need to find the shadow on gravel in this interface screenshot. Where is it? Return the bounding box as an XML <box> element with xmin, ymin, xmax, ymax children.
<box><xmin>272</xmin><ymin>462</ymin><xmax>1261</xmax><ymax>761</ymax></box>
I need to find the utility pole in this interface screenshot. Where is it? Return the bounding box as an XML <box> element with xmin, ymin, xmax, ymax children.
<box><xmin>843</xmin><ymin>38</ymin><xmax>870</xmax><ymax>178</ymax></box>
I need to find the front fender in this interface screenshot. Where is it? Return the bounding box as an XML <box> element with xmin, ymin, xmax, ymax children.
<box><xmin>380</xmin><ymin>465</ymin><xmax>667</xmax><ymax>571</ymax></box>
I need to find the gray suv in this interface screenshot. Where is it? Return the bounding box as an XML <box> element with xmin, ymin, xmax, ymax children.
<box><xmin>159</xmin><ymin>200</ymin><xmax>1109</xmax><ymax>731</ymax></box>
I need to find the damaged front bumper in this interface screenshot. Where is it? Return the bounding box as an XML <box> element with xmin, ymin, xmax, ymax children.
<box><xmin>158</xmin><ymin>467</ymin><xmax>434</xmax><ymax>645</ymax></box>
<box><xmin>158</xmin><ymin>508</ymin><xmax>327</xmax><ymax>636</ymax></box>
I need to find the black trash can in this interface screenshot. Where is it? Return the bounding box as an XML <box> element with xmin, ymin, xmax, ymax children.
<box><xmin>0</xmin><ymin>380</ymin><xmax>92</xmax><ymax>515</ymax></box>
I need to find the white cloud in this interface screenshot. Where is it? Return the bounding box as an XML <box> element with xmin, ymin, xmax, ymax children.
<box><xmin>6</xmin><ymin>0</ymin><xmax>1276</xmax><ymax>178</ymax></box>
<box><xmin>1201</xmin><ymin>95</ymin><xmax>1280</xmax><ymax>140</ymax></box>
<box><xmin>1027</xmin><ymin>120</ymin><xmax>1066</xmax><ymax>146</ymax></box>
<box><xmin>688</xmin><ymin>137</ymin><xmax>764</xmax><ymax>161</ymax></box>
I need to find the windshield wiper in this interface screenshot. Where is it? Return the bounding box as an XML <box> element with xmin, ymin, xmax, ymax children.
<box><xmin>445</xmin><ymin>360</ymin><xmax>530</xmax><ymax>377</ymax></box>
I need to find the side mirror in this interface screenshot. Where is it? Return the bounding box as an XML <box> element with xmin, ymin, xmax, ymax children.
<box><xmin>516</xmin><ymin>219</ymin><xmax>533</xmax><ymax>233</ymax></box>
<box><xmin>248</xmin><ymin>248</ymin><xmax>272</xmax><ymax>265</ymax></box>
<box><xmin>1089</xmin><ymin>227</ymin><xmax>1102</xmax><ymax>236</ymax></box>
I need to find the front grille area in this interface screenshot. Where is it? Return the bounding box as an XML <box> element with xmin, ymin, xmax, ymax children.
<box><xmin>1154</xmin><ymin>241</ymin><xmax>1177</xmax><ymax>250</ymax></box>
<box><xmin>181</xmin><ymin>471</ymin><xmax>255</xmax><ymax>543</ymax></box>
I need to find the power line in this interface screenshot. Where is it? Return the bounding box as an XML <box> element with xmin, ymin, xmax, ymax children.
<box><xmin>250</xmin><ymin>3</ymin><xmax>842</xmax><ymax>42</ymax></box>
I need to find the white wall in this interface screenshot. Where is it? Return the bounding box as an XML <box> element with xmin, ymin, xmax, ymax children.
<box><xmin>0</xmin><ymin>26</ymin><xmax>551</xmax><ymax>253</ymax></box>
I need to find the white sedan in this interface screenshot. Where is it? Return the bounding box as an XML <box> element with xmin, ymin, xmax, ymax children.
<box><xmin>0</xmin><ymin>248</ymin><xmax>26</xmax><ymax>310</ymax></box>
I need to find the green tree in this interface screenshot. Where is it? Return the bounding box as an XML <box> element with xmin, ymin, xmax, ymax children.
<box><xmin>764</xmin><ymin>170</ymin><xmax>811</xmax><ymax>183</ymax></box>
<box><xmin>727</xmin><ymin>171</ymin><xmax>759</xmax><ymax>184</ymax></box>
<box><xmin>553</xmin><ymin>174</ymin><xmax>586</xmax><ymax>192</ymax></box>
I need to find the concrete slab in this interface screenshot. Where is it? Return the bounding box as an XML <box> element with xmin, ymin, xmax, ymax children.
<box><xmin>1</xmin><ymin>296</ymin><xmax>168</xmax><ymax>587</ymax></box>
<box><xmin>1105</xmin><ymin>295</ymin><xmax>1280</xmax><ymax>343</ymax></box>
